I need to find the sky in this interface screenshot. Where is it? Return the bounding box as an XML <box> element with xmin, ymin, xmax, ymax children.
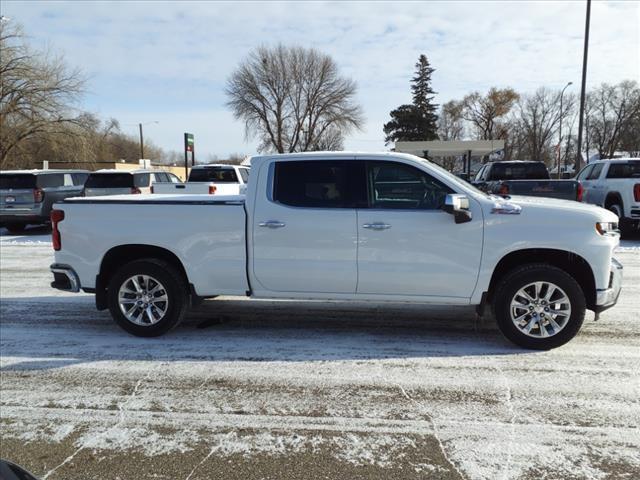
<box><xmin>2</xmin><ymin>0</ymin><xmax>639</xmax><ymax>160</ymax></box>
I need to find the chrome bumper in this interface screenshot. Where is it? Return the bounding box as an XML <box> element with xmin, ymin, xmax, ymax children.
<box><xmin>595</xmin><ymin>258</ymin><xmax>623</xmax><ymax>311</ymax></box>
<box><xmin>50</xmin><ymin>264</ymin><xmax>80</xmax><ymax>293</ymax></box>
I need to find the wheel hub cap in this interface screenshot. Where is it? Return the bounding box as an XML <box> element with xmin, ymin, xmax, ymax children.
<box><xmin>118</xmin><ymin>274</ymin><xmax>169</xmax><ymax>326</ymax></box>
<box><xmin>510</xmin><ymin>281</ymin><xmax>572</xmax><ymax>338</ymax></box>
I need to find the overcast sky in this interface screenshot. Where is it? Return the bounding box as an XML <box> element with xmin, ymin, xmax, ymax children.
<box><xmin>3</xmin><ymin>0</ymin><xmax>639</xmax><ymax>159</ymax></box>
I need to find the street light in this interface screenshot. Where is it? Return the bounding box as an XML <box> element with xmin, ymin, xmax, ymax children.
<box><xmin>137</xmin><ymin>121</ymin><xmax>159</xmax><ymax>160</ymax></box>
<box><xmin>558</xmin><ymin>81</ymin><xmax>573</xmax><ymax>179</ymax></box>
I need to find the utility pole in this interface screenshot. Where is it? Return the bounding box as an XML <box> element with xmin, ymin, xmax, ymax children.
<box><xmin>558</xmin><ymin>82</ymin><xmax>573</xmax><ymax>179</ymax></box>
<box><xmin>576</xmin><ymin>0</ymin><xmax>591</xmax><ymax>172</ymax></box>
<box><xmin>138</xmin><ymin>123</ymin><xmax>144</xmax><ymax>160</ymax></box>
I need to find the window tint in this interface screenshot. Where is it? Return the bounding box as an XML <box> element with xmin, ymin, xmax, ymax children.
<box><xmin>606</xmin><ymin>161</ymin><xmax>640</xmax><ymax>178</ymax></box>
<box><xmin>474</xmin><ymin>165</ymin><xmax>486</xmax><ymax>182</ymax></box>
<box><xmin>368</xmin><ymin>161</ymin><xmax>453</xmax><ymax>210</ymax></box>
<box><xmin>274</xmin><ymin>161</ymin><xmax>366</xmax><ymax>208</ymax></box>
<box><xmin>85</xmin><ymin>173</ymin><xmax>133</xmax><ymax>188</ymax></box>
<box><xmin>576</xmin><ymin>164</ymin><xmax>594</xmax><ymax>181</ymax></box>
<box><xmin>134</xmin><ymin>173</ymin><xmax>150</xmax><ymax>187</ymax></box>
<box><xmin>587</xmin><ymin>163</ymin><xmax>604</xmax><ymax>180</ymax></box>
<box><xmin>153</xmin><ymin>172</ymin><xmax>169</xmax><ymax>183</ymax></box>
<box><xmin>0</xmin><ymin>174</ymin><xmax>36</xmax><ymax>189</ymax></box>
<box><xmin>71</xmin><ymin>173</ymin><xmax>89</xmax><ymax>186</ymax></box>
<box><xmin>489</xmin><ymin>162</ymin><xmax>549</xmax><ymax>180</ymax></box>
<box><xmin>239</xmin><ymin>168</ymin><xmax>250</xmax><ymax>183</ymax></box>
<box><xmin>189</xmin><ymin>167</ymin><xmax>238</xmax><ymax>183</ymax></box>
<box><xmin>37</xmin><ymin>174</ymin><xmax>64</xmax><ymax>188</ymax></box>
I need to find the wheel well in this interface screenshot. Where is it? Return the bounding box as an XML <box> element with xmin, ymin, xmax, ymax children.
<box><xmin>605</xmin><ymin>193</ymin><xmax>623</xmax><ymax>209</ymax></box>
<box><xmin>487</xmin><ymin>249</ymin><xmax>596</xmax><ymax>310</ymax></box>
<box><xmin>95</xmin><ymin>244</ymin><xmax>189</xmax><ymax>310</ymax></box>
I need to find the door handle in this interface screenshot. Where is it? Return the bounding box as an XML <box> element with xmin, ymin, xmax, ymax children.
<box><xmin>362</xmin><ymin>223</ymin><xmax>391</xmax><ymax>230</ymax></box>
<box><xmin>258</xmin><ymin>220</ymin><xmax>286</xmax><ymax>228</ymax></box>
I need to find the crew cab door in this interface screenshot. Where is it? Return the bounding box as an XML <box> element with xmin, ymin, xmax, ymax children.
<box><xmin>357</xmin><ymin>160</ymin><xmax>483</xmax><ymax>299</ymax></box>
<box><xmin>252</xmin><ymin>159</ymin><xmax>363</xmax><ymax>293</ymax></box>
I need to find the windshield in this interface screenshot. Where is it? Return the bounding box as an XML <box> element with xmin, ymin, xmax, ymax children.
<box><xmin>0</xmin><ymin>174</ymin><xmax>36</xmax><ymax>189</ymax></box>
<box><xmin>188</xmin><ymin>167</ymin><xmax>238</xmax><ymax>183</ymax></box>
<box><xmin>85</xmin><ymin>173</ymin><xmax>133</xmax><ymax>188</ymax></box>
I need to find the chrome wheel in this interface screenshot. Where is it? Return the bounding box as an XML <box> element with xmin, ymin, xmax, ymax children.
<box><xmin>118</xmin><ymin>274</ymin><xmax>169</xmax><ymax>326</ymax></box>
<box><xmin>510</xmin><ymin>281</ymin><xmax>572</xmax><ymax>338</ymax></box>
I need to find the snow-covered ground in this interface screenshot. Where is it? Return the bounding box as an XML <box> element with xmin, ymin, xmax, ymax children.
<box><xmin>1</xmin><ymin>228</ymin><xmax>639</xmax><ymax>479</ymax></box>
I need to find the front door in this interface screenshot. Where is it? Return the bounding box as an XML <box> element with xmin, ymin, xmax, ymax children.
<box><xmin>357</xmin><ymin>161</ymin><xmax>483</xmax><ymax>299</ymax></box>
<box><xmin>252</xmin><ymin>159</ymin><xmax>365</xmax><ymax>294</ymax></box>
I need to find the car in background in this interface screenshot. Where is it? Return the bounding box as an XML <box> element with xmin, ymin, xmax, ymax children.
<box><xmin>152</xmin><ymin>164</ymin><xmax>250</xmax><ymax>195</ymax></box>
<box><xmin>577</xmin><ymin>158</ymin><xmax>640</xmax><ymax>235</ymax></box>
<box><xmin>472</xmin><ymin>160</ymin><xmax>583</xmax><ymax>201</ymax></box>
<box><xmin>82</xmin><ymin>170</ymin><xmax>178</xmax><ymax>196</ymax></box>
<box><xmin>0</xmin><ymin>169</ymin><xmax>89</xmax><ymax>233</ymax></box>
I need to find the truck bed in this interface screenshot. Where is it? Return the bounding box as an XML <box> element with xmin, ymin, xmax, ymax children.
<box><xmin>57</xmin><ymin>194</ymin><xmax>248</xmax><ymax>296</ymax></box>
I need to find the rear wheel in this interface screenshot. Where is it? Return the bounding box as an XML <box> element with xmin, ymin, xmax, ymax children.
<box><xmin>107</xmin><ymin>259</ymin><xmax>188</xmax><ymax>337</ymax></box>
<box><xmin>493</xmin><ymin>264</ymin><xmax>586</xmax><ymax>350</ymax></box>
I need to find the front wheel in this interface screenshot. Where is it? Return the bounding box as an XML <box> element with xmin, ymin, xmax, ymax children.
<box><xmin>107</xmin><ymin>259</ymin><xmax>188</xmax><ymax>337</ymax></box>
<box><xmin>493</xmin><ymin>264</ymin><xmax>586</xmax><ymax>350</ymax></box>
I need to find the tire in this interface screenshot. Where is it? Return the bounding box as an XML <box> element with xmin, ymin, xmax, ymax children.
<box><xmin>492</xmin><ymin>264</ymin><xmax>586</xmax><ymax>350</ymax></box>
<box><xmin>607</xmin><ymin>203</ymin><xmax>623</xmax><ymax>219</ymax></box>
<box><xmin>6</xmin><ymin>224</ymin><xmax>26</xmax><ymax>234</ymax></box>
<box><xmin>107</xmin><ymin>258</ymin><xmax>189</xmax><ymax>337</ymax></box>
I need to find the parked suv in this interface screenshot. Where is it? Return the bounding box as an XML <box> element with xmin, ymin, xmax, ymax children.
<box><xmin>0</xmin><ymin>169</ymin><xmax>89</xmax><ymax>233</ymax></box>
<box><xmin>83</xmin><ymin>170</ymin><xmax>172</xmax><ymax>196</ymax></box>
<box><xmin>577</xmin><ymin>158</ymin><xmax>640</xmax><ymax>235</ymax></box>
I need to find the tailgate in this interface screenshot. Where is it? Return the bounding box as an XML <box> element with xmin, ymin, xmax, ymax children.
<box><xmin>504</xmin><ymin>180</ymin><xmax>580</xmax><ymax>200</ymax></box>
<box><xmin>0</xmin><ymin>189</ymin><xmax>36</xmax><ymax>207</ymax></box>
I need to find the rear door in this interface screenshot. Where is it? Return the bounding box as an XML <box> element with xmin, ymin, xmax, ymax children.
<box><xmin>252</xmin><ymin>159</ymin><xmax>363</xmax><ymax>293</ymax></box>
<box><xmin>357</xmin><ymin>160</ymin><xmax>483</xmax><ymax>299</ymax></box>
<box><xmin>576</xmin><ymin>164</ymin><xmax>595</xmax><ymax>204</ymax></box>
<box><xmin>581</xmin><ymin>162</ymin><xmax>606</xmax><ymax>206</ymax></box>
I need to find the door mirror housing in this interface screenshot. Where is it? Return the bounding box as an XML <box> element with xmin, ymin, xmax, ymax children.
<box><xmin>442</xmin><ymin>194</ymin><xmax>472</xmax><ymax>224</ymax></box>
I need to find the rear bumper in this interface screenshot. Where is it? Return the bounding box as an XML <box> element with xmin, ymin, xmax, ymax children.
<box><xmin>50</xmin><ymin>264</ymin><xmax>81</xmax><ymax>293</ymax></box>
<box><xmin>0</xmin><ymin>206</ymin><xmax>47</xmax><ymax>224</ymax></box>
<box><xmin>594</xmin><ymin>258</ymin><xmax>623</xmax><ymax>313</ymax></box>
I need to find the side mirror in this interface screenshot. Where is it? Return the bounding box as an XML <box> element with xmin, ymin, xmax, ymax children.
<box><xmin>442</xmin><ymin>194</ymin><xmax>472</xmax><ymax>224</ymax></box>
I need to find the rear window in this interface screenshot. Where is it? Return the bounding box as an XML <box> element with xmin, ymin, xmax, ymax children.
<box><xmin>606</xmin><ymin>161</ymin><xmax>640</xmax><ymax>179</ymax></box>
<box><xmin>490</xmin><ymin>163</ymin><xmax>549</xmax><ymax>180</ymax></box>
<box><xmin>189</xmin><ymin>167</ymin><xmax>238</xmax><ymax>183</ymax></box>
<box><xmin>0</xmin><ymin>174</ymin><xmax>36</xmax><ymax>189</ymax></box>
<box><xmin>36</xmin><ymin>174</ymin><xmax>65</xmax><ymax>188</ymax></box>
<box><xmin>134</xmin><ymin>173</ymin><xmax>151</xmax><ymax>187</ymax></box>
<box><xmin>85</xmin><ymin>173</ymin><xmax>134</xmax><ymax>188</ymax></box>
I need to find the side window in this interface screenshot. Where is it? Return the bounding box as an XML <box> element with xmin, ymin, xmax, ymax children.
<box><xmin>71</xmin><ymin>173</ymin><xmax>89</xmax><ymax>186</ymax></box>
<box><xmin>576</xmin><ymin>165</ymin><xmax>594</xmax><ymax>181</ymax></box>
<box><xmin>587</xmin><ymin>163</ymin><xmax>604</xmax><ymax>180</ymax></box>
<box><xmin>168</xmin><ymin>173</ymin><xmax>181</xmax><ymax>183</ymax></box>
<box><xmin>63</xmin><ymin>174</ymin><xmax>74</xmax><ymax>186</ymax></box>
<box><xmin>134</xmin><ymin>173</ymin><xmax>150</xmax><ymax>187</ymax></box>
<box><xmin>37</xmin><ymin>174</ymin><xmax>64</xmax><ymax>188</ymax></box>
<box><xmin>239</xmin><ymin>168</ymin><xmax>250</xmax><ymax>183</ymax></box>
<box><xmin>368</xmin><ymin>161</ymin><xmax>453</xmax><ymax>210</ymax></box>
<box><xmin>154</xmin><ymin>172</ymin><xmax>169</xmax><ymax>183</ymax></box>
<box><xmin>273</xmin><ymin>161</ymin><xmax>366</xmax><ymax>208</ymax></box>
<box><xmin>474</xmin><ymin>165</ymin><xmax>486</xmax><ymax>182</ymax></box>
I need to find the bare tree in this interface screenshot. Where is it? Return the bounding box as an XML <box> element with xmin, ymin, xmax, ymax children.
<box><xmin>438</xmin><ymin>100</ymin><xmax>464</xmax><ymax>141</ymax></box>
<box><xmin>0</xmin><ymin>23</ymin><xmax>86</xmax><ymax>169</ymax></box>
<box><xmin>586</xmin><ymin>81</ymin><xmax>640</xmax><ymax>159</ymax></box>
<box><xmin>225</xmin><ymin>44</ymin><xmax>363</xmax><ymax>153</ymax></box>
<box><xmin>461</xmin><ymin>87</ymin><xmax>519</xmax><ymax>140</ymax></box>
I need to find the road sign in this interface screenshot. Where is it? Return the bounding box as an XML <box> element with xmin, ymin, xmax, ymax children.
<box><xmin>185</xmin><ymin>133</ymin><xmax>194</xmax><ymax>152</ymax></box>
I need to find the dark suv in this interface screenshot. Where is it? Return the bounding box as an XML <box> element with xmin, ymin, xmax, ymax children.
<box><xmin>0</xmin><ymin>170</ymin><xmax>89</xmax><ymax>233</ymax></box>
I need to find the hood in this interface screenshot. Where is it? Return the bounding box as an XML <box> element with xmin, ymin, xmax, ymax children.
<box><xmin>497</xmin><ymin>195</ymin><xmax>618</xmax><ymax>223</ymax></box>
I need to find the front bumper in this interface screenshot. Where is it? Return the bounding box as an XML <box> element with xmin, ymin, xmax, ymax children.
<box><xmin>594</xmin><ymin>258</ymin><xmax>623</xmax><ymax>313</ymax></box>
<box><xmin>50</xmin><ymin>264</ymin><xmax>81</xmax><ymax>293</ymax></box>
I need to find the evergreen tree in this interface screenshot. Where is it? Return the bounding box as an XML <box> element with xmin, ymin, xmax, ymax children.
<box><xmin>383</xmin><ymin>54</ymin><xmax>439</xmax><ymax>144</ymax></box>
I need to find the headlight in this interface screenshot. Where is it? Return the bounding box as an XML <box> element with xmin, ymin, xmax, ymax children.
<box><xmin>595</xmin><ymin>222</ymin><xmax>619</xmax><ymax>235</ymax></box>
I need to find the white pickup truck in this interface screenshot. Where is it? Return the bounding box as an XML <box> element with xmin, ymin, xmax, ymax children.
<box><xmin>151</xmin><ymin>164</ymin><xmax>250</xmax><ymax>195</ymax></box>
<box><xmin>50</xmin><ymin>152</ymin><xmax>623</xmax><ymax>350</ymax></box>
<box><xmin>576</xmin><ymin>158</ymin><xmax>640</xmax><ymax>235</ymax></box>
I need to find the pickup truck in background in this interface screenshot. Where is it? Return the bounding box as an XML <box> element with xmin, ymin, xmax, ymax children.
<box><xmin>473</xmin><ymin>160</ymin><xmax>583</xmax><ymax>201</ymax></box>
<box><xmin>577</xmin><ymin>158</ymin><xmax>640</xmax><ymax>235</ymax></box>
<box><xmin>49</xmin><ymin>152</ymin><xmax>622</xmax><ymax>350</ymax></box>
<box><xmin>152</xmin><ymin>164</ymin><xmax>250</xmax><ymax>195</ymax></box>
<box><xmin>0</xmin><ymin>169</ymin><xmax>88</xmax><ymax>232</ymax></box>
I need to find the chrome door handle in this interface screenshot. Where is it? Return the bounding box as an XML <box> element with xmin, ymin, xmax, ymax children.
<box><xmin>362</xmin><ymin>223</ymin><xmax>391</xmax><ymax>230</ymax></box>
<box><xmin>258</xmin><ymin>220</ymin><xmax>286</xmax><ymax>228</ymax></box>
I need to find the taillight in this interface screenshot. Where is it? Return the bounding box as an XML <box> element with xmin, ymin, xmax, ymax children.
<box><xmin>208</xmin><ymin>185</ymin><xmax>217</xmax><ymax>195</ymax></box>
<box><xmin>498</xmin><ymin>184</ymin><xmax>510</xmax><ymax>196</ymax></box>
<box><xmin>51</xmin><ymin>209</ymin><xmax>64</xmax><ymax>251</ymax></box>
<box><xmin>130</xmin><ymin>187</ymin><xmax>141</xmax><ymax>194</ymax></box>
<box><xmin>577</xmin><ymin>183</ymin><xmax>584</xmax><ymax>202</ymax></box>
<box><xmin>34</xmin><ymin>188</ymin><xmax>44</xmax><ymax>203</ymax></box>
<box><xmin>634</xmin><ymin>183</ymin><xmax>640</xmax><ymax>202</ymax></box>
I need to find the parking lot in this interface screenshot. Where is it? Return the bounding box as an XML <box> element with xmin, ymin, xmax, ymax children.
<box><xmin>1</xmin><ymin>227</ymin><xmax>639</xmax><ymax>480</ymax></box>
